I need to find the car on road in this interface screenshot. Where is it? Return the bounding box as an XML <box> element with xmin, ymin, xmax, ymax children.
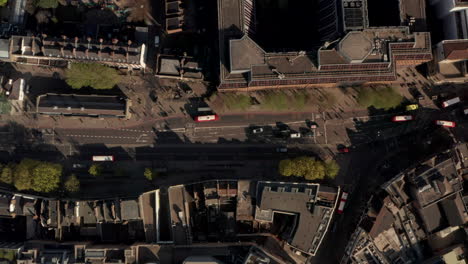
<box><xmin>154</xmin><ymin>36</ymin><xmax>160</xmax><ymax>47</ymax></box>
<box><xmin>337</xmin><ymin>192</ymin><xmax>349</xmax><ymax>214</ymax></box>
<box><xmin>290</xmin><ymin>133</ymin><xmax>301</xmax><ymax>138</ymax></box>
<box><xmin>195</xmin><ymin>114</ymin><xmax>219</xmax><ymax>122</ymax></box>
<box><xmin>435</xmin><ymin>120</ymin><xmax>456</xmax><ymax>128</ymax></box>
<box><xmin>72</xmin><ymin>163</ymin><xmax>85</xmax><ymax>169</ymax></box>
<box><xmin>338</xmin><ymin>147</ymin><xmax>350</xmax><ymax>153</ymax></box>
<box><xmin>392</xmin><ymin>115</ymin><xmax>414</xmax><ymax>122</ymax></box>
<box><xmin>303</xmin><ymin>131</ymin><xmax>314</xmax><ymax>138</ymax></box>
<box><xmin>406</xmin><ymin>104</ymin><xmax>419</xmax><ymax>111</ymax></box>
<box><xmin>442</xmin><ymin>97</ymin><xmax>460</xmax><ymax>108</ymax></box>
<box><xmin>252</xmin><ymin>127</ymin><xmax>264</xmax><ymax>134</ymax></box>
<box><xmin>464</xmin><ymin>108</ymin><xmax>468</xmax><ymax>115</ymax></box>
<box><xmin>276</xmin><ymin>147</ymin><xmax>288</xmax><ymax>153</ymax></box>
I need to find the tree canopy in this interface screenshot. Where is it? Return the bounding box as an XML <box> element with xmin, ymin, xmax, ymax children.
<box><xmin>0</xmin><ymin>0</ymin><xmax>8</xmax><ymax>7</ymax></box>
<box><xmin>64</xmin><ymin>174</ymin><xmax>80</xmax><ymax>193</ymax></box>
<box><xmin>14</xmin><ymin>159</ymin><xmax>40</xmax><ymax>191</ymax></box>
<box><xmin>89</xmin><ymin>163</ymin><xmax>103</xmax><ymax>177</ymax></box>
<box><xmin>278</xmin><ymin>156</ymin><xmax>340</xmax><ymax>181</ymax></box>
<box><xmin>0</xmin><ymin>165</ymin><xmax>13</xmax><ymax>185</ymax></box>
<box><xmin>65</xmin><ymin>63</ymin><xmax>121</xmax><ymax>90</ymax></box>
<box><xmin>31</xmin><ymin>162</ymin><xmax>62</xmax><ymax>193</ymax></box>
<box><xmin>35</xmin><ymin>0</ymin><xmax>58</xmax><ymax>9</ymax></box>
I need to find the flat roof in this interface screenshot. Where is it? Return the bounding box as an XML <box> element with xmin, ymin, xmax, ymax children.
<box><xmin>255</xmin><ymin>181</ymin><xmax>337</xmax><ymax>255</ymax></box>
<box><xmin>338</xmin><ymin>31</ymin><xmax>373</xmax><ymax>62</ymax></box>
<box><xmin>229</xmin><ymin>36</ymin><xmax>265</xmax><ymax>73</ymax></box>
<box><xmin>37</xmin><ymin>93</ymin><xmax>127</xmax><ymax>117</ymax></box>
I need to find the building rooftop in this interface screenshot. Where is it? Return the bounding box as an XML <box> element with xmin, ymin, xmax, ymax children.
<box><xmin>368</xmin><ymin>207</ymin><xmax>394</xmax><ymax>239</ymax></box>
<box><xmin>36</xmin><ymin>94</ymin><xmax>128</xmax><ymax>118</ymax></box>
<box><xmin>255</xmin><ymin>182</ymin><xmax>337</xmax><ymax>256</ymax></box>
<box><xmin>441</xmin><ymin>40</ymin><xmax>468</xmax><ymax>61</ymax></box>
<box><xmin>338</xmin><ymin>31</ymin><xmax>373</xmax><ymax>63</ymax></box>
<box><xmin>229</xmin><ymin>36</ymin><xmax>265</xmax><ymax>74</ymax></box>
<box><xmin>120</xmin><ymin>199</ymin><xmax>140</xmax><ymax>221</ymax></box>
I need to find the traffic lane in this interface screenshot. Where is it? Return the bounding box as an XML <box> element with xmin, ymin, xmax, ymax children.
<box><xmin>308</xmin><ymin>145</ymin><xmax>387</xmax><ymax>264</ymax></box>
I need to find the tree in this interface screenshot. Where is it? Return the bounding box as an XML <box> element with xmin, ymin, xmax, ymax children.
<box><xmin>144</xmin><ymin>168</ymin><xmax>160</xmax><ymax>181</ymax></box>
<box><xmin>278</xmin><ymin>159</ymin><xmax>295</xmax><ymax>177</ymax></box>
<box><xmin>0</xmin><ymin>164</ymin><xmax>14</xmax><ymax>185</ymax></box>
<box><xmin>325</xmin><ymin>160</ymin><xmax>340</xmax><ymax>179</ymax></box>
<box><xmin>35</xmin><ymin>10</ymin><xmax>51</xmax><ymax>24</ymax></box>
<box><xmin>36</xmin><ymin>0</ymin><xmax>58</xmax><ymax>8</ymax></box>
<box><xmin>89</xmin><ymin>163</ymin><xmax>102</xmax><ymax>177</ymax></box>
<box><xmin>65</xmin><ymin>63</ymin><xmax>121</xmax><ymax>90</ymax></box>
<box><xmin>278</xmin><ymin>156</ymin><xmax>334</xmax><ymax>181</ymax></box>
<box><xmin>0</xmin><ymin>0</ymin><xmax>8</xmax><ymax>7</ymax></box>
<box><xmin>31</xmin><ymin>162</ymin><xmax>62</xmax><ymax>193</ymax></box>
<box><xmin>64</xmin><ymin>174</ymin><xmax>80</xmax><ymax>193</ymax></box>
<box><xmin>13</xmin><ymin>159</ymin><xmax>40</xmax><ymax>191</ymax></box>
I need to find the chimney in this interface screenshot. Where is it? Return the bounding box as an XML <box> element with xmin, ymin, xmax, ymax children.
<box><xmin>86</xmin><ymin>37</ymin><xmax>91</xmax><ymax>50</ymax></box>
<box><xmin>74</xmin><ymin>36</ymin><xmax>79</xmax><ymax>48</ymax></box>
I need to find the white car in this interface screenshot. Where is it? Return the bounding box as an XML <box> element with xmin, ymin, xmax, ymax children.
<box><xmin>252</xmin><ymin>128</ymin><xmax>264</xmax><ymax>134</ymax></box>
<box><xmin>290</xmin><ymin>133</ymin><xmax>301</xmax><ymax>138</ymax></box>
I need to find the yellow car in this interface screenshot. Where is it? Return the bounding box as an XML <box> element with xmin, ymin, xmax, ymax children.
<box><xmin>406</xmin><ymin>104</ymin><xmax>419</xmax><ymax>111</ymax></box>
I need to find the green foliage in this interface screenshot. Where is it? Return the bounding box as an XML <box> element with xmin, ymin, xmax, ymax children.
<box><xmin>65</xmin><ymin>63</ymin><xmax>121</xmax><ymax>90</ymax></box>
<box><xmin>0</xmin><ymin>249</ymin><xmax>16</xmax><ymax>262</ymax></box>
<box><xmin>278</xmin><ymin>156</ymin><xmax>340</xmax><ymax>181</ymax></box>
<box><xmin>144</xmin><ymin>168</ymin><xmax>153</xmax><ymax>180</ymax></box>
<box><xmin>293</xmin><ymin>91</ymin><xmax>308</xmax><ymax>110</ymax></box>
<box><xmin>0</xmin><ymin>0</ymin><xmax>8</xmax><ymax>7</ymax></box>
<box><xmin>325</xmin><ymin>160</ymin><xmax>340</xmax><ymax>179</ymax></box>
<box><xmin>36</xmin><ymin>0</ymin><xmax>58</xmax><ymax>8</ymax></box>
<box><xmin>262</xmin><ymin>92</ymin><xmax>288</xmax><ymax>111</ymax></box>
<box><xmin>223</xmin><ymin>94</ymin><xmax>252</xmax><ymax>111</ymax></box>
<box><xmin>64</xmin><ymin>174</ymin><xmax>80</xmax><ymax>193</ymax></box>
<box><xmin>144</xmin><ymin>168</ymin><xmax>160</xmax><ymax>181</ymax></box>
<box><xmin>0</xmin><ymin>95</ymin><xmax>11</xmax><ymax>114</ymax></box>
<box><xmin>0</xmin><ymin>164</ymin><xmax>14</xmax><ymax>185</ymax></box>
<box><xmin>31</xmin><ymin>162</ymin><xmax>62</xmax><ymax>193</ymax></box>
<box><xmin>51</xmin><ymin>16</ymin><xmax>58</xmax><ymax>23</ymax></box>
<box><xmin>357</xmin><ymin>86</ymin><xmax>403</xmax><ymax>110</ymax></box>
<box><xmin>89</xmin><ymin>163</ymin><xmax>102</xmax><ymax>177</ymax></box>
<box><xmin>14</xmin><ymin>159</ymin><xmax>40</xmax><ymax>191</ymax></box>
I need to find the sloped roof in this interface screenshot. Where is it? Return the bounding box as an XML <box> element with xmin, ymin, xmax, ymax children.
<box><xmin>443</xmin><ymin>40</ymin><xmax>468</xmax><ymax>60</ymax></box>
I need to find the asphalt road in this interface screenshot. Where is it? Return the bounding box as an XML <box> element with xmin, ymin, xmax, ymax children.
<box><xmin>43</xmin><ymin>107</ymin><xmax>444</xmax><ymax>149</ymax></box>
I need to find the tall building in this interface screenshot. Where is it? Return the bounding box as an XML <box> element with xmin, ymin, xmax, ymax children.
<box><xmin>217</xmin><ymin>0</ymin><xmax>432</xmax><ymax>91</ymax></box>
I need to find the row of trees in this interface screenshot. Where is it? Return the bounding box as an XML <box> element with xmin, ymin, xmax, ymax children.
<box><xmin>279</xmin><ymin>156</ymin><xmax>339</xmax><ymax>180</ymax></box>
<box><xmin>0</xmin><ymin>159</ymin><xmax>79</xmax><ymax>193</ymax></box>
